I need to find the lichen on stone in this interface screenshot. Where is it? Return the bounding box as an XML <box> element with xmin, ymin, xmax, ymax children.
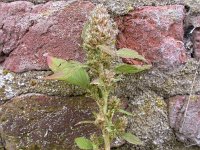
<box><xmin>0</xmin><ymin>68</ymin><xmax>16</xmax><ymax>102</ymax></box>
<box><xmin>0</xmin><ymin>68</ymin><xmax>84</xmax><ymax>104</ymax></box>
<box><xmin>0</xmin><ymin>94</ymin><xmax>98</xmax><ymax>150</ymax></box>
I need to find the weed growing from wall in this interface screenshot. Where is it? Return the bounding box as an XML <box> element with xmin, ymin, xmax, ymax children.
<box><xmin>45</xmin><ymin>4</ymin><xmax>151</xmax><ymax>150</ymax></box>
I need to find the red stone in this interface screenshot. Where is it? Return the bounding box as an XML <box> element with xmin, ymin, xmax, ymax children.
<box><xmin>0</xmin><ymin>1</ymin><xmax>33</xmax><ymax>55</ymax></box>
<box><xmin>0</xmin><ymin>1</ymin><xmax>94</xmax><ymax>72</ymax></box>
<box><xmin>116</xmin><ymin>5</ymin><xmax>187</xmax><ymax>69</ymax></box>
<box><xmin>168</xmin><ymin>95</ymin><xmax>200</xmax><ymax>146</ymax></box>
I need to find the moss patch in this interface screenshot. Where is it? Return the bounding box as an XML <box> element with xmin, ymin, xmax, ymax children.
<box><xmin>0</xmin><ymin>94</ymin><xmax>98</xmax><ymax>150</ymax></box>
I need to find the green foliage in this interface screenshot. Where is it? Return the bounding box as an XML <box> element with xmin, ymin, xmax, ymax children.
<box><xmin>122</xmin><ymin>133</ymin><xmax>143</xmax><ymax>145</ymax></box>
<box><xmin>46</xmin><ymin>4</ymin><xmax>151</xmax><ymax>150</ymax></box>
<box><xmin>75</xmin><ymin>137</ymin><xmax>94</xmax><ymax>149</ymax></box>
<box><xmin>45</xmin><ymin>56</ymin><xmax>90</xmax><ymax>89</ymax></box>
<box><xmin>118</xmin><ymin>109</ymin><xmax>134</xmax><ymax>116</ymax></box>
<box><xmin>115</xmin><ymin>64</ymin><xmax>151</xmax><ymax>74</ymax></box>
<box><xmin>117</xmin><ymin>48</ymin><xmax>147</xmax><ymax>62</ymax></box>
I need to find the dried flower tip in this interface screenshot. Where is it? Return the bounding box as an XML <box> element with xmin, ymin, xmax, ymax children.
<box><xmin>82</xmin><ymin>4</ymin><xmax>118</xmax><ymax>50</ymax></box>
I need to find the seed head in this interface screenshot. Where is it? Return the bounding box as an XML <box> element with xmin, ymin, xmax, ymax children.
<box><xmin>82</xmin><ymin>4</ymin><xmax>118</xmax><ymax>50</ymax></box>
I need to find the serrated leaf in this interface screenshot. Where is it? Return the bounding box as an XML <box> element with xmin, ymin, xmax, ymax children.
<box><xmin>98</xmin><ymin>45</ymin><xmax>116</xmax><ymax>56</ymax></box>
<box><xmin>117</xmin><ymin>48</ymin><xmax>147</xmax><ymax>62</ymax></box>
<box><xmin>115</xmin><ymin>64</ymin><xmax>151</xmax><ymax>74</ymax></box>
<box><xmin>122</xmin><ymin>133</ymin><xmax>143</xmax><ymax>145</ymax></box>
<box><xmin>75</xmin><ymin>137</ymin><xmax>93</xmax><ymax>150</ymax></box>
<box><xmin>118</xmin><ymin>109</ymin><xmax>133</xmax><ymax>116</ymax></box>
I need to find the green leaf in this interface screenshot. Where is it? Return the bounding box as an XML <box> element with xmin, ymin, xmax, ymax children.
<box><xmin>114</xmin><ymin>64</ymin><xmax>151</xmax><ymax>74</ymax></box>
<box><xmin>118</xmin><ymin>109</ymin><xmax>133</xmax><ymax>116</ymax></box>
<box><xmin>47</xmin><ymin>56</ymin><xmax>87</xmax><ymax>72</ymax></box>
<box><xmin>122</xmin><ymin>133</ymin><xmax>143</xmax><ymax>145</ymax></box>
<box><xmin>97</xmin><ymin>45</ymin><xmax>116</xmax><ymax>56</ymax></box>
<box><xmin>47</xmin><ymin>55</ymin><xmax>68</xmax><ymax>72</ymax></box>
<box><xmin>46</xmin><ymin>57</ymin><xmax>90</xmax><ymax>89</ymax></box>
<box><xmin>117</xmin><ymin>48</ymin><xmax>147</xmax><ymax>62</ymax></box>
<box><xmin>66</xmin><ymin>68</ymin><xmax>90</xmax><ymax>89</ymax></box>
<box><xmin>46</xmin><ymin>66</ymin><xmax>90</xmax><ymax>89</ymax></box>
<box><xmin>75</xmin><ymin>137</ymin><xmax>93</xmax><ymax>150</ymax></box>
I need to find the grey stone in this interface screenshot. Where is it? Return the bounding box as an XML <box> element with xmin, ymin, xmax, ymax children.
<box><xmin>0</xmin><ymin>67</ymin><xmax>84</xmax><ymax>104</ymax></box>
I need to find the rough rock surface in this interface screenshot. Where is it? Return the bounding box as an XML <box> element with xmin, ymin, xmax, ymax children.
<box><xmin>4</xmin><ymin>59</ymin><xmax>200</xmax><ymax>149</ymax></box>
<box><xmin>192</xmin><ymin>28</ymin><xmax>200</xmax><ymax>59</ymax></box>
<box><xmin>187</xmin><ymin>16</ymin><xmax>200</xmax><ymax>28</ymax></box>
<box><xmin>182</xmin><ymin>0</ymin><xmax>200</xmax><ymax>15</ymax></box>
<box><xmin>116</xmin><ymin>59</ymin><xmax>200</xmax><ymax>149</ymax></box>
<box><xmin>0</xmin><ymin>0</ymin><xmax>58</xmax><ymax>4</ymax></box>
<box><xmin>0</xmin><ymin>0</ymin><xmax>94</xmax><ymax>72</ymax></box>
<box><xmin>168</xmin><ymin>95</ymin><xmax>200</xmax><ymax>147</ymax></box>
<box><xmin>0</xmin><ymin>94</ymin><xmax>98</xmax><ymax>150</ymax></box>
<box><xmin>93</xmin><ymin>0</ymin><xmax>200</xmax><ymax>15</ymax></box>
<box><xmin>0</xmin><ymin>67</ymin><xmax>84</xmax><ymax>104</ymax></box>
<box><xmin>118</xmin><ymin>59</ymin><xmax>200</xmax><ymax>102</ymax></box>
<box><xmin>116</xmin><ymin>5</ymin><xmax>187</xmax><ymax>69</ymax></box>
<box><xmin>127</xmin><ymin>91</ymin><xmax>173</xmax><ymax>150</ymax></box>
<box><xmin>0</xmin><ymin>0</ymin><xmax>200</xmax><ymax>150</ymax></box>
<box><xmin>1</xmin><ymin>0</ymin><xmax>200</xmax><ymax>15</ymax></box>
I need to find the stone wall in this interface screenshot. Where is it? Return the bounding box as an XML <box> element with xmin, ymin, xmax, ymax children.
<box><xmin>0</xmin><ymin>0</ymin><xmax>200</xmax><ymax>150</ymax></box>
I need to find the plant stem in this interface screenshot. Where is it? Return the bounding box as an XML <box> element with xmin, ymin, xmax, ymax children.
<box><xmin>101</xmin><ymin>89</ymin><xmax>111</xmax><ymax>150</ymax></box>
<box><xmin>103</xmin><ymin>129</ymin><xmax>111</xmax><ymax>150</ymax></box>
<box><xmin>103</xmin><ymin>90</ymin><xmax>108</xmax><ymax>114</ymax></box>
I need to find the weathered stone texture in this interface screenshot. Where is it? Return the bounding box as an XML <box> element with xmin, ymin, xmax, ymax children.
<box><xmin>0</xmin><ymin>67</ymin><xmax>84</xmax><ymax>104</ymax></box>
<box><xmin>127</xmin><ymin>91</ymin><xmax>174</xmax><ymax>150</ymax></box>
<box><xmin>182</xmin><ymin>0</ymin><xmax>200</xmax><ymax>15</ymax></box>
<box><xmin>169</xmin><ymin>95</ymin><xmax>200</xmax><ymax>147</ymax></box>
<box><xmin>0</xmin><ymin>0</ymin><xmax>94</xmax><ymax>72</ymax></box>
<box><xmin>114</xmin><ymin>59</ymin><xmax>200</xmax><ymax>149</ymax></box>
<box><xmin>188</xmin><ymin>16</ymin><xmax>200</xmax><ymax>28</ymax></box>
<box><xmin>0</xmin><ymin>0</ymin><xmax>68</xmax><ymax>4</ymax></box>
<box><xmin>0</xmin><ymin>0</ymin><xmax>200</xmax><ymax>150</ymax></box>
<box><xmin>192</xmin><ymin>28</ymin><xmax>200</xmax><ymax>59</ymax></box>
<box><xmin>0</xmin><ymin>94</ymin><xmax>97</xmax><ymax>150</ymax></box>
<box><xmin>116</xmin><ymin>5</ymin><xmax>187</xmax><ymax>69</ymax></box>
<box><xmin>0</xmin><ymin>1</ymin><xmax>34</xmax><ymax>58</ymax></box>
<box><xmin>118</xmin><ymin>59</ymin><xmax>200</xmax><ymax>102</ymax></box>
